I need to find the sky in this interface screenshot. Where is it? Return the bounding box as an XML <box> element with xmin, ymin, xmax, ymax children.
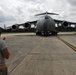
<box><xmin>0</xmin><ymin>0</ymin><xmax>76</xmax><ymax>28</ymax></box>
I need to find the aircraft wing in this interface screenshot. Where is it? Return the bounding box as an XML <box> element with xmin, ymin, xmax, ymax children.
<box><xmin>54</xmin><ymin>19</ymin><xmax>76</xmax><ymax>25</ymax></box>
<box><xmin>27</xmin><ymin>20</ymin><xmax>37</xmax><ymax>25</ymax></box>
<box><xmin>7</xmin><ymin>20</ymin><xmax>38</xmax><ymax>30</ymax></box>
<box><xmin>4</xmin><ymin>24</ymin><xmax>21</xmax><ymax>30</ymax></box>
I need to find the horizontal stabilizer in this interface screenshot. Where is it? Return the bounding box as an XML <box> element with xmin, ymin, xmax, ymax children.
<box><xmin>35</xmin><ymin>11</ymin><xmax>59</xmax><ymax>16</ymax></box>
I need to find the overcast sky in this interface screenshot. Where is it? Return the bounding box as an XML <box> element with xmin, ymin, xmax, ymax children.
<box><xmin>0</xmin><ymin>0</ymin><xmax>76</xmax><ymax>28</ymax></box>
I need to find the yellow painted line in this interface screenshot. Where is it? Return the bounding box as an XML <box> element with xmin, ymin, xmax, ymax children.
<box><xmin>57</xmin><ymin>36</ymin><xmax>76</xmax><ymax>51</ymax></box>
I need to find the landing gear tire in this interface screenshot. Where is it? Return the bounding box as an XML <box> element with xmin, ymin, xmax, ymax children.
<box><xmin>36</xmin><ymin>32</ymin><xmax>42</xmax><ymax>35</ymax></box>
<box><xmin>43</xmin><ymin>32</ymin><xmax>48</xmax><ymax>37</ymax></box>
<box><xmin>36</xmin><ymin>32</ymin><xmax>38</xmax><ymax>35</ymax></box>
<box><xmin>52</xmin><ymin>32</ymin><xmax>57</xmax><ymax>35</ymax></box>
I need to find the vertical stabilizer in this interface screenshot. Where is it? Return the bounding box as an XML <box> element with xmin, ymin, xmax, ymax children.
<box><xmin>4</xmin><ymin>24</ymin><xmax>6</xmax><ymax>29</ymax></box>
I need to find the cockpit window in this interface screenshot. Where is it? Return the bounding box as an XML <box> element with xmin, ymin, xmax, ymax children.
<box><xmin>45</xmin><ymin>16</ymin><xmax>49</xmax><ymax>19</ymax></box>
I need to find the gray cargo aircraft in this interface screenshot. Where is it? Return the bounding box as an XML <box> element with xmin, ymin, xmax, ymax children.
<box><xmin>5</xmin><ymin>11</ymin><xmax>76</xmax><ymax>36</ymax></box>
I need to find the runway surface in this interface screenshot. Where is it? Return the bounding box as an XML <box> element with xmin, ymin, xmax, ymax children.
<box><xmin>2</xmin><ymin>32</ymin><xmax>76</xmax><ymax>75</ymax></box>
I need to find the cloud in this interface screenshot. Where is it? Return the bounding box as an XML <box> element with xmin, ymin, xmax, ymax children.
<box><xmin>0</xmin><ymin>6</ymin><xmax>15</xmax><ymax>22</ymax></box>
<box><xmin>0</xmin><ymin>0</ymin><xmax>76</xmax><ymax>27</ymax></box>
<box><xmin>67</xmin><ymin>0</ymin><xmax>76</xmax><ymax>6</ymax></box>
<box><xmin>58</xmin><ymin>0</ymin><xmax>76</xmax><ymax>15</ymax></box>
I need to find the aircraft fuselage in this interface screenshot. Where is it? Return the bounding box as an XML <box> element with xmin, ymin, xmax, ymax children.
<box><xmin>36</xmin><ymin>15</ymin><xmax>57</xmax><ymax>36</ymax></box>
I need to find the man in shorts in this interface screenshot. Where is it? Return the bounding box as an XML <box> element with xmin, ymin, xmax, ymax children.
<box><xmin>0</xmin><ymin>30</ymin><xmax>10</xmax><ymax>75</ymax></box>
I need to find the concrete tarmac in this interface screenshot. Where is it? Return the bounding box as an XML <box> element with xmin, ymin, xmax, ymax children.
<box><xmin>58</xmin><ymin>34</ymin><xmax>76</xmax><ymax>47</ymax></box>
<box><xmin>2</xmin><ymin>32</ymin><xmax>76</xmax><ymax>75</ymax></box>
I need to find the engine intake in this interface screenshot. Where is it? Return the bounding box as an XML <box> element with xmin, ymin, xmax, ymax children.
<box><xmin>23</xmin><ymin>22</ymin><xmax>31</xmax><ymax>29</ymax></box>
<box><xmin>62</xmin><ymin>21</ymin><xmax>68</xmax><ymax>28</ymax></box>
<box><xmin>12</xmin><ymin>24</ymin><xmax>19</xmax><ymax>30</ymax></box>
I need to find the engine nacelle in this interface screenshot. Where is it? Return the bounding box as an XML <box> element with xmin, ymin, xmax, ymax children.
<box><xmin>62</xmin><ymin>21</ymin><xmax>68</xmax><ymax>28</ymax></box>
<box><xmin>12</xmin><ymin>24</ymin><xmax>19</xmax><ymax>30</ymax></box>
<box><xmin>23</xmin><ymin>22</ymin><xmax>31</xmax><ymax>29</ymax></box>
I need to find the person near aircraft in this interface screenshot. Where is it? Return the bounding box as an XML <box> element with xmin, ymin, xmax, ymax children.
<box><xmin>0</xmin><ymin>30</ymin><xmax>10</xmax><ymax>75</ymax></box>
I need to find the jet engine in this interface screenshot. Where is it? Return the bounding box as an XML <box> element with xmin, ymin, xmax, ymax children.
<box><xmin>12</xmin><ymin>24</ymin><xmax>19</xmax><ymax>30</ymax></box>
<box><xmin>62</xmin><ymin>21</ymin><xmax>68</xmax><ymax>28</ymax></box>
<box><xmin>23</xmin><ymin>22</ymin><xmax>31</xmax><ymax>29</ymax></box>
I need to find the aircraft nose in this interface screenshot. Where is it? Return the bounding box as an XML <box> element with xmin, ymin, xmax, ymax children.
<box><xmin>43</xmin><ymin>20</ymin><xmax>48</xmax><ymax>31</ymax></box>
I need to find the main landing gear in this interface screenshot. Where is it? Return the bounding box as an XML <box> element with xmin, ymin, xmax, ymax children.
<box><xmin>51</xmin><ymin>31</ymin><xmax>57</xmax><ymax>35</ymax></box>
<box><xmin>36</xmin><ymin>31</ymin><xmax>57</xmax><ymax>36</ymax></box>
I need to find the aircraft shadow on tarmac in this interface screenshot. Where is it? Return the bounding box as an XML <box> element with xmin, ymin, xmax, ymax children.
<box><xmin>16</xmin><ymin>34</ymin><xmax>58</xmax><ymax>37</ymax></box>
<box><xmin>15</xmin><ymin>33</ymin><xmax>76</xmax><ymax>37</ymax></box>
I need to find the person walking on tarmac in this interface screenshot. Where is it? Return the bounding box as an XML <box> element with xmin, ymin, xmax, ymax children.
<box><xmin>0</xmin><ymin>30</ymin><xmax>10</xmax><ymax>75</ymax></box>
